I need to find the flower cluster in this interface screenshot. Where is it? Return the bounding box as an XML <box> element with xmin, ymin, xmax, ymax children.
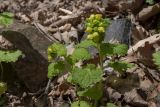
<box><xmin>85</xmin><ymin>14</ymin><xmax>110</xmax><ymax>43</ymax></box>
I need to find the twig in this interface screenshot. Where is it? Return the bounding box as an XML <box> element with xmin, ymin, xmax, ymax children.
<box><xmin>33</xmin><ymin>22</ymin><xmax>60</xmax><ymax>42</ymax></box>
<box><xmin>50</xmin><ymin>4</ymin><xmax>104</xmax><ymax>28</ymax></box>
<box><xmin>28</xmin><ymin>88</ymin><xmax>45</xmax><ymax>96</ymax></box>
<box><xmin>49</xmin><ymin>96</ymin><xmax>54</xmax><ymax>107</ymax></box>
<box><xmin>59</xmin><ymin>8</ymin><xmax>73</xmax><ymax>15</ymax></box>
<box><xmin>45</xmin><ymin>79</ymin><xmax>52</xmax><ymax>94</ymax></box>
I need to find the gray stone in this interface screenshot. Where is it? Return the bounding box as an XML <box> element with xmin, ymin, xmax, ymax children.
<box><xmin>104</xmin><ymin>18</ymin><xmax>132</xmax><ymax>46</ymax></box>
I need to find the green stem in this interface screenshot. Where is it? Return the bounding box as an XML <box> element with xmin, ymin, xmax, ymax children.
<box><xmin>97</xmin><ymin>44</ymin><xmax>103</xmax><ymax>69</ymax></box>
<box><xmin>0</xmin><ymin>62</ymin><xmax>4</xmax><ymax>81</ymax></box>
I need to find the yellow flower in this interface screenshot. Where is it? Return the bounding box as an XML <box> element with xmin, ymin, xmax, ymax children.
<box><xmin>89</xmin><ymin>14</ymin><xmax>95</xmax><ymax>20</ymax></box>
<box><xmin>87</xmin><ymin>34</ymin><xmax>94</xmax><ymax>39</ymax></box>
<box><xmin>95</xmin><ymin>14</ymin><xmax>102</xmax><ymax>20</ymax></box>
<box><xmin>47</xmin><ymin>47</ymin><xmax>53</xmax><ymax>53</ymax></box>
<box><xmin>48</xmin><ymin>55</ymin><xmax>53</xmax><ymax>61</ymax></box>
<box><xmin>98</xmin><ymin>27</ymin><xmax>105</xmax><ymax>32</ymax></box>
<box><xmin>93</xmin><ymin>20</ymin><xmax>99</xmax><ymax>25</ymax></box>
<box><xmin>92</xmin><ymin>32</ymin><xmax>99</xmax><ymax>38</ymax></box>
<box><xmin>85</xmin><ymin>27</ymin><xmax>92</xmax><ymax>33</ymax></box>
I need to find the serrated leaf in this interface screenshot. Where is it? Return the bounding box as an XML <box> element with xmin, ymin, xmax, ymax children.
<box><xmin>47</xmin><ymin>61</ymin><xmax>65</xmax><ymax>78</ymax></box>
<box><xmin>0</xmin><ymin>50</ymin><xmax>22</xmax><ymax>62</ymax></box>
<box><xmin>106</xmin><ymin>103</ymin><xmax>117</xmax><ymax>107</ymax></box>
<box><xmin>100</xmin><ymin>43</ymin><xmax>128</xmax><ymax>56</ymax></box>
<box><xmin>100</xmin><ymin>43</ymin><xmax>114</xmax><ymax>56</ymax></box>
<box><xmin>108</xmin><ymin>61</ymin><xmax>134</xmax><ymax>73</ymax></box>
<box><xmin>76</xmin><ymin>40</ymin><xmax>97</xmax><ymax>48</ymax></box>
<box><xmin>113</xmin><ymin>44</ymin><xmax>128</xmax><ymax>55</ymax></box>
<box><xmin>48</xmin><ymin>43</ymin><xmax>67</xmax><ymax>58</ymax></box>
<box><xmin>71</xmin><ymin>64</ymin><xmax>103</xmax><ymax>88</ymax></box>
<box><xmin>71</xmin><ymin>101</ymin><xmax>91</xmax><ymax>107</ymax></box>
<box><xmin>67</xmin><ymin>74</ymin><xmax>73</xmax><ymax>83</ymax></box>
<box><xmin>0</xmin><ymin>82</ymin><xmax>7</xmax><ymax>96</ymax></box>
<box><xmin>153</xmin><ymin>51</ymin><xmax>160</xmax><ymax>69</ymax></box>
<box><xmin>71</xmin><ymin>48</ymin><xmax>91</xmax><ymax>63</ymax></box>
<box><xmin>0</xmin><ymin>12</ymin><xmax>14</xmax><ymax>26</ymax></box>
<box><xmin>77</xmin><ymin>82</ymin><xmax>103</xmax><ymax>100</ymax></box>
<box><xmin>1</xmin><ymin>12</ymin><xmax>14</xmax><ymax>17</ymax></box>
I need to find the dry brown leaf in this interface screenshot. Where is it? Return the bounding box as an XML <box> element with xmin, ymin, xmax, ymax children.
<box><xmin>149</xmin><ymin>101</ymin><xmax>157</xmax><ymax>107</ymax></box>
<box><xmin>102</xmin><ymin>0</ymin><xmax>144</xmax><ymax>12</ymax></box>
<box><xmin>132</xmin><ymin>25</ymin><xmax>151</xmax><ymax>44</ymax></box>
<box><xmin>137</xmin><ymin>3</ymin><xmax>160</xmax><ymax>22</ymax></box>
<box><xmin>128</xmin><ymin>34</ymin><xmax>160</xmax><ymax>68</ymax></box>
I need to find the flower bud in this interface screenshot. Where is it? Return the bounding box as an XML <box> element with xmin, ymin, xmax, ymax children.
<box><xmin>93</xmin><ymin>20</ymin><xmax>99</xmax><ymax>25</ymax></box>
<box><xmin>47</xmin><ymin>47</ymin><xmax>53</xmax><ymax>53</ymax></box>
<box><xmin>95</xmin><ymin>14</ymin><xmax>102</xmax><ymax>20</ymax></box>
<box><xmin>98</xmin><ymin>27</ymin><xmax>105</xmax><ymax>32</ymax></box>
<box><xmin>85</xmin><ymin>27</ymin><xmax>92</xmax><ymax>33</ymax></box>
<box><xmin>48</xmin><ymin>55</ymin><xmax>53</xmax><ymax>61</ymax></box>
<box><xmin>87</xmin><ymin>34</ymin><xmax>94</xmax><ymax>39</ymax></box>
<box><xmin>92</xmin><ymin>32</ymin><xmax>99</xmax><ymax>38</ymax></box>
<box><xmin>89</xmin><ymin>14</ymin><xmax>95</xmax><ymax>20</ymax></box>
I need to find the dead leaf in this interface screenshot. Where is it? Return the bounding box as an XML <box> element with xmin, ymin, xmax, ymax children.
<box><xmin>102</xmin><ymin>0</ymin><xmax>144</xmax><ymax>13</ymax></box>
<box><xmin>128</xmin><ymin>34</ymin><xmax>160</xmax><ymax>68</ymax></box>
<box><xmin>132</xmin><ymin>25</ymin><xmax>151</xmax><ymax>44</ymax></box>
<box><xmin>137</xmin><ymin>3</ymin><xmax>160</xmax><ymax>22</ymax></box>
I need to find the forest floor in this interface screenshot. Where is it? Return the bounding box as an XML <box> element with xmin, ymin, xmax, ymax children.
<box><xmin>0</xmin><ymin>0</ymin><xmax>160</xmax><ymax>107</ymax></box>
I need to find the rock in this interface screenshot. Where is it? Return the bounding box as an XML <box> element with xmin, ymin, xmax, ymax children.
<box><xmin>0</xmin><ymin>20</ymin><xmax>53</xmax><ymax>92</ymax></box>
<box><xmin>104</xmin><ymin>18</ymin><xmax>132</xmax><ymax>46</ymax></box>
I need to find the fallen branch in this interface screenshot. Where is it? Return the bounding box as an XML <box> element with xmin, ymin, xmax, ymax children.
<box><xmin>50</xmin><ymin>3</ymin><xmax>105</xmax><ymax>28</ymax></box>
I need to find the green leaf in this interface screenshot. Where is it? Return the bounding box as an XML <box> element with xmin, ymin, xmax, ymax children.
<box><xmin>153</xmin><ymin>51</ymin><xmax>160</xmax><ymax>69</ymax></box>
<box><xmin>71</xmin><ymin>64</ymin><xmax>103</xmax><ymax>88</ymax></box>
<box><xmin>77</xmin><ymin>82</ymin><xmax>103</xmax><ymax>100</ymax></box>
<box><xmin>145</xmin><ymin>0</ymin><xmax>154</xmax><ymax>5</ymax></box>
<box><xmin>113</xmin><ymin>44</ymin><xmax>128</xmax><ymax>56</ymax></box>
<box><xmin>0</xmin><ymin>12</ymin><xmax>14</xmax><ymax>26</ymax></box>
<box><xmin>0</xmin><ymin>50</ymin><xmax>22</xmax><ymax>62</ymax></box>
<box><xmin>71</xmin><ymin>48</ymin><xmax>91</xmax><ymax>63</ymax></box>
<box><xmin>108</xmin><ymin>61</ymin><xmax>134</xmax><ymax>73</ymax></box>
<box><xmin>0</xmin><ymin>82</ymin><xmax>7</xmax><ymax>96</ymax></box>
<box><xmin>100</xmin><ymin>43</ymin><xmax>128</xmax><ymax>56</ymax></box>
<box><xmin>67</xmin><ymin>74</ymin><xmax>73</xmax><ymax>83</ymax></box>
<box><xmin>48</xmin><ymin>43</ymin><xmax>67</xmax><ymax>58</ymax></box>
<box><xmin>100</xmin><ymin>43</ymin><xmax>115</xmax><ymax>56</ymax></box>
<box><xmin>1</xmin><ymin>12</ymin><xmax>14</xmax><ymax>17</ymax></box>
<box><xmin>106</xmin><ymin>103</ymin><xmax>117</xmax><ymax>107</ymax></box>
<box><xmin>76</xmin><ymin>40</ymin><xmax>97</xmax><ymax>48</ymax></box>
<box><xmin>71</xmin><ymin>101</ymin><xmax>91</xmax><ymax>107</ymax></box>
<box><xmin>47</xmin><ymin>61</ymin><xmax>65</xmax><ymax>79</ymax></box>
